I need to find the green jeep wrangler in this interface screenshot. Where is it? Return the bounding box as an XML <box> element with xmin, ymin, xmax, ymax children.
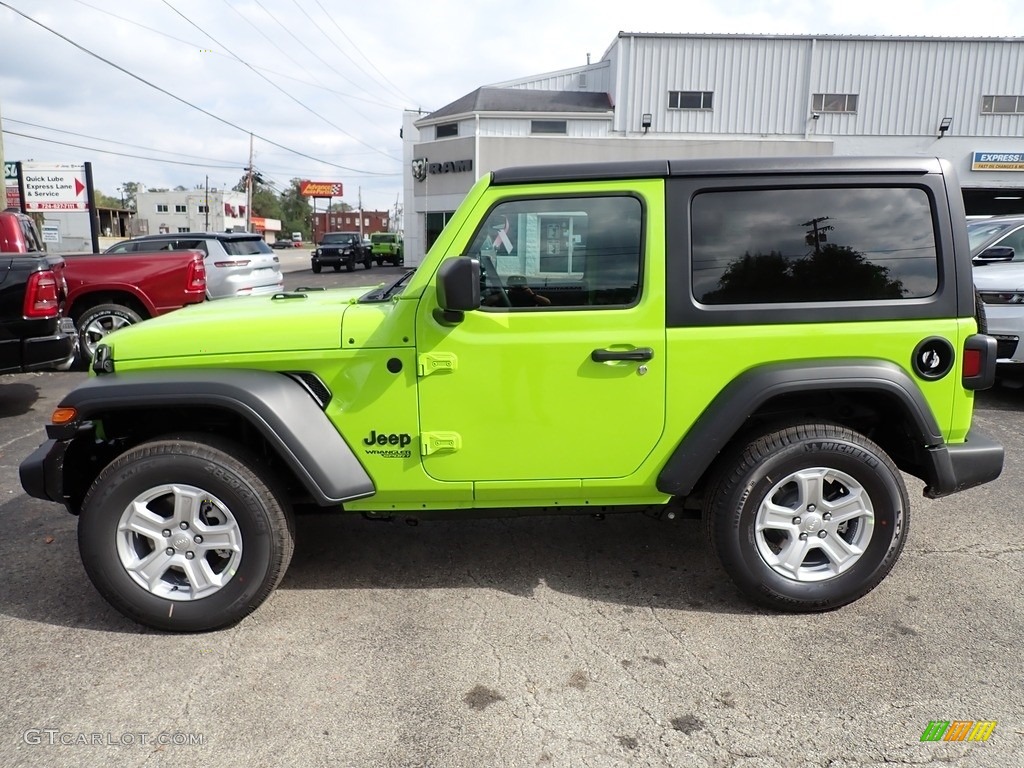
<box><xmin>20</xmin><ymin>157</ymin><xmax>1003</xmax><ymax>632</ymax></box>
<box><xmin>370</xmin><ymin>231</ymin><xmax>404</xmax><ymax>266</ymax></box>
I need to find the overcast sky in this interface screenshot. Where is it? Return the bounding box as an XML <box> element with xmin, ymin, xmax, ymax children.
<box><xmin>2</xmin><ymin>0</ymin><xmax>1023</xmax><ymax>214</ymax></box>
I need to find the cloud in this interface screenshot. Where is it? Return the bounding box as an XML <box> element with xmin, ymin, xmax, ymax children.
<box><xmin>2</xmin><ymin>0</ymin><xmax>1022</xmax><ymax>211</ymax></box>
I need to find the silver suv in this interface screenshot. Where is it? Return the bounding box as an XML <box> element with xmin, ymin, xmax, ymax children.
<box><xmin>106</xmin><ymin>232</ymin><xmax>284</xmax><ymax>299</ymax></box>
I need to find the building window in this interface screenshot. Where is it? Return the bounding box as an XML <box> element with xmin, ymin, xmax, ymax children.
<box><xmin>156</xmin><ymin>204</ymin><xmax>168</xmax><ymax>213</ymax></box>
<box><xmin>981</xmin><ymin>95</ymin><xmax>1024</xmax><ymax>114</ymax></box>
<box><xmin>197</xmin><ymin>205</ymin><xmax>209</xmax><ymax>214</ymax></box>
<box><xmin>531</xmin><ymin>120</ymin><xmax>567</xmax><ymax>134</ymax></box>
<box><xmin>435</xmin><ymin>122</ymin><xmax>458</xmax><ymax>138</ymax></box>
<box><xmin>690</xmin><ymin>186</ymin><xmax>937</xmax><ymax>304</ymax></box>
<box><xmin>426</xmin><ymin>211</ymin><xmax>455</xmax><ymax>252</ymax></box>
<box><xmin>812</xmin><ymin>93</ymin><xmax>859</xmax><ymax>113</ymax></box>
<box><xmin>177</xmin><ymin>227</ymin><xmax>189</xmax><ymax>233</ymax></box>
<box><xmin>668</xmin><ymin>91</ymin><xmax>713</xmax><ymax>110</ymax></box>
<box><xmin>174</xmin><ymin>204</ymin><xmax>187</xmax><ymax>213</ymax></box>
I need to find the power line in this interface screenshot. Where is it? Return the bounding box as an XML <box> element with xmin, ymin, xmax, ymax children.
<box><xmin>300</xmin><ymin>0</ymin><xmax>415</xmax><ymax>105</ymax></box>
<box><xmin>5</xmin><ymin>118</ymin><xmax>249</xmax><ymax>166</ymax></box>
<box><xmin>0</xmin><ymin>1</ymin><xmax>395</xmax><ymax>175</ymax></box>
<box><xmin>69</xmin><ymin>0</ymin><xmax>404</xmax><ymax>110</ymax></box>
<box><xmin>2</xmin><ymin>129</ymin><xmax>241</xmax><ymax>169</ymax></box>
<box><xmin>160</xmin><ymin>0</ymin><xmax>399</xmax><ymax>162</ymax></box>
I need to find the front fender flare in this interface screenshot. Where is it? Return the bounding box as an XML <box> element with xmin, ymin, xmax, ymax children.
<box><xmin>47</xmin><ymin>369</ymin><xmax>374</xmax><ymax>505</ymax></box>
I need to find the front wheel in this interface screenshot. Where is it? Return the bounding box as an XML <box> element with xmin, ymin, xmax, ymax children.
<box><xmin>77</xmin><ymin>303</ymin><xmax>143</xmax><ymax>364</ymax></box>
<box><xmin>704</xmin><ymin>423</ymin><xmax>908</xmax><ymax>612</ymax></box>
<box><xmin>78</xmin><ymin>437</ymin><xmax>294</xmax><ymax>632</ymax></box>
<box><xmin>311</xmin><ymin>261</ymin><xmax>322</xmax><ymax>274</ymax></box>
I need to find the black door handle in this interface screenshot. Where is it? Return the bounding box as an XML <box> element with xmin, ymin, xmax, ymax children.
<box><xmin>591</xmin><ymin>347</ymin><xmax>654</xmax><ymax>363</ymax></box>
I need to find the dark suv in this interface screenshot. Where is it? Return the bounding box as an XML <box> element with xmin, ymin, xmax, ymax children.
<box><xmin>312</xmin><ymin>232</ymin><xmax>372</xmax><ymax>272</ymax></box>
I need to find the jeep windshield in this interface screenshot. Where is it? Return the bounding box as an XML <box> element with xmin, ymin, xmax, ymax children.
<box><xmin>321</xmin><ymin>233</ymin><xmax>360</xmax><ymax>245</ymax></box>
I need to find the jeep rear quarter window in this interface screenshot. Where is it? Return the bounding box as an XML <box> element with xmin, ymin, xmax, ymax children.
<box><xmin>465</xmin><ymin>195</ymin><xmax>643</xmax><ymax>308</ymax></box>
<box><xmin>691</xmin><ymin>186</ymin><xmax>939</xmax><ymax>304</ymax></box>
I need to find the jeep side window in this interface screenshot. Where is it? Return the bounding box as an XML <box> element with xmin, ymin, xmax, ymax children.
<box><xmin>691</xmin><ymin>186</ymin><xmax>938</xmax><ymax>304</ymax></box>
<box><xmin>466</xmin><ymin>196</ymin><xmax>642</xmax><ymax>309</ymax></box>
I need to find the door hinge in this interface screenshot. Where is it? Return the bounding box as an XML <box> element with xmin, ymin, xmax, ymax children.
<box><xmin>421</xmin><ymin>431</ymin><xmax>462</xmax><ymax>456</ymax></box>
<box><xmin>418</xmin><ymin>352</ymin><xmax>458</xmax><ymax>377</ymax></box>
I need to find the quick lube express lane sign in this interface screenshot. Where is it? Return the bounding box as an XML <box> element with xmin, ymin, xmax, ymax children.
<box><xmin>22</xmin><ymin>162</ymin><xmax>89</xmax><ymax>210</ymax></box>
<box><xmin>971</xmin><ymin>152</ymin><xmax>1024</xmax><ymax>171</ymax></box>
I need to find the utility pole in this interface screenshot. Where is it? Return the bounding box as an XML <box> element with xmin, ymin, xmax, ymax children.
<box><xmin>358</xmin><ymin>186</ymin><xmax>363</xmax><ymax>238</ymax></box>
<box><xmin>204</xmin><ymin>175</ymin><xmax>210</xmax><ymax>230</ymax></box>
<box><xmin>802</xmin><ymin>216</ymin><xmax>834</xmax><ymax>256</ymax></box>
<box><xmin>245</xmin><ymin>133</ymin><xmax>253</xmax><ymax>233</ymax></box>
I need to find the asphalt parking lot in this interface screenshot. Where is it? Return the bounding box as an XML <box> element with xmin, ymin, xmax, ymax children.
<box><xmin>0</xmin><ymin>266</ymin><xmax>1021</xmax><ymax>767</ymax></box>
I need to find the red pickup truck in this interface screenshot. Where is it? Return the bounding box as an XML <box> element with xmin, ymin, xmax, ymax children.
<box><xmin>0</xmin><ymin>210</ymin><xmax>207</xmax><ymax>365</ymax></box>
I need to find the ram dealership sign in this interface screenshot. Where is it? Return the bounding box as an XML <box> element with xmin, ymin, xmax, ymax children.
<box><xmin>411</xmin><ymin>158</ymin><xmax>473</xmax><ymax>182</ymax></box>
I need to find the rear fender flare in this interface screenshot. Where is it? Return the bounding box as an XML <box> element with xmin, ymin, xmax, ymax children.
<box><xmin>656</xmin><ymin>359</ymin><xmax>942</xmax><ymax>496</ymax></box>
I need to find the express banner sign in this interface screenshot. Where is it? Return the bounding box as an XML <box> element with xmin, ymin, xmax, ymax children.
<box><xmin>971</xmin><ymin>152</ymin><xmax>1024</xmax><ymax>171</ymax></box>
<box><xmin>299</xmin><ymin>181</ymin><xmax>344</xmax><ymax>197</ymax></box>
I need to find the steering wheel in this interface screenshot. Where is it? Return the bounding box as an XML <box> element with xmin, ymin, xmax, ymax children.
<box><xmin>479</xmin><ymin>254</ymin><xmax>511</xmax><ymax>308</ymax></box>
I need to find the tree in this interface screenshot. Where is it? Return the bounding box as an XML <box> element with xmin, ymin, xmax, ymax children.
<box><xmin>93</xmin><ymin>189</ymin><xmax>121</xmax><ymax>209</ymax></box>
<box><xmin>119</xmin><ymin>181</ymin><xmax>141</xmax><ymax>211</ymax></box>
<box><xmin>279</xmin><ymin>178</ymin><xmax>312</xmax><ymax>239</ymax></box>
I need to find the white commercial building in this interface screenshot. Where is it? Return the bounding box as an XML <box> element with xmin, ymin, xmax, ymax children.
<box><xmin>136</xmin><ymin>189</ymin><xmax>249</xmax><ymax>236</ymax></box>
<box><xmin>402</xmin><ymin>32</ymin><xmax>1024</xmax><ymax>266</ymax></box>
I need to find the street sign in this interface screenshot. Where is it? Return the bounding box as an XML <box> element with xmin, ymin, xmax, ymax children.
<box><xmin>22</xmin><ymin>162</ymin><xmax>89</xmax><ymax>210</ymax></box>
<box><xmin>41</xmin><ymin>224</ymin><xmax>61</xmax><ymax>243</ymax></box>
<box><xmin>299</xmin><ymin>180</ymin><xmax>343</xmax><ymax>197</ymax></box>
<box><xmin>3</xmin><ymin>161</ymin><xmax>19</xmax><ymax>209</ymax></box>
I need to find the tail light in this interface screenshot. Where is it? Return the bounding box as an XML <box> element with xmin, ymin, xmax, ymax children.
<box><xmin>213</xmin><ymin>260</ymin><xmax>251</xmax><ymax>268</ymax></box>
<box><xmin>187</xmin><ymin>259</ymin><xmax>207</xmax><ymax>291</ymax></box>
<box><xmin>962</xmin><ymin>334</ymin><xmax>996</xmax><ymax>391</ymax></box>
<box><xmin>23</xmin><ymin>270</ymin><xmax>60</xmax><ymax>319</ymax></box>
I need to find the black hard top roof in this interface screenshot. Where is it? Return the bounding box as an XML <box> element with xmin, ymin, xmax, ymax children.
<box><xmin>490</xmin><ymin>156</ymin><xmax>945</xmax><ymax>185</ymax></box>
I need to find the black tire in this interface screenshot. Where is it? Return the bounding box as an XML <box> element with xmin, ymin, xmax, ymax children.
<box><xmin>311</xmin><ymin>261</ymin><xmax>322</xmax><ymax>274</ymax></box>
<box><xmin>704</xmin><ymin>423</ymin><xmax>909</xmax><ymax>612</ymax></box>
<box><xmin>376</xmin><ymin>258</ymin><xmax>383</xmax><ymax>266</ymax></box>
<box><xmin>77</xmin><ymin>303</ymin><xmax>143</xmax><ymax>365</ymax></box>
<box><xmin>78</xmin><ymin>437</ymin><xmax>294</xmax><ymax>632</ymax></box>
<box><xmin>344</xmin><ymin>261</ymin><xmax>354</xmax><ymax>272</ymax></box>
<box><xmin>975</xmin><ymin>287</ymin><xmax>988</xmax><ymax>335</ymax></box>
<box><xmin>364</xmin><ymin>256</ymin><xmax>373</xmax><ymax>270</ymax></box>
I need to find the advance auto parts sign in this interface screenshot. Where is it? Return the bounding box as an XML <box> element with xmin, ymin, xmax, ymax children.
<box><xmin>971</xmin><ymin>152</ymin><xmax>1024</xmax><ymax>171</ymax></box>
<box><xmin>22</xmin><ymin>162</ymin><xmax>89</xmax><ymax>210</ymax></box>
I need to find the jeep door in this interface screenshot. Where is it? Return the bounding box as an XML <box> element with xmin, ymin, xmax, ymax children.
<box><xmin>415</xmin><ymin>184</ymin><xmax>667</xmax><ymax>491</ymax></box>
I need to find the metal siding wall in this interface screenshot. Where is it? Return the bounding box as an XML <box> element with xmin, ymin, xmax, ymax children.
<box><xmin>479</xmin><ymin>118</ymin><xmax>612</xmax><ymax>138</ymax></box>
<box><xmin>813</xmin><ymin>39</ymin><xmax>1024</xmax><ymax>137</ymax></box>
<box><xmin>625</xmin><ymin>37</ymin><xmax>812</xmax><ymax>136</ymax></box>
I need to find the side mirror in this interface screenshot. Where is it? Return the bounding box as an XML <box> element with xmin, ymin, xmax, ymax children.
<box><xmin>435</xmin><ymin>257</ymin><xmax>480</xmax><ymax>325</ymax></box>
<box><xmin>973</xmin><ymin>246</ymin><xmax>1015</xmax><ymax>265</ymax></box>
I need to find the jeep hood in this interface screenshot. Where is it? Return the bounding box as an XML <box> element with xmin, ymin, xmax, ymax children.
<box><xmin>106</xmin><ymin>287</ymin><xmax>372</xmax><ymax>361</ymax></box>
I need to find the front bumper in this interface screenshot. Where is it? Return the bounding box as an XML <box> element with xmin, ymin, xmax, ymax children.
<box><xmin>923</xmin><ymin>427</ymin><xmax>1004</xmax><ymax>499</ymax></box>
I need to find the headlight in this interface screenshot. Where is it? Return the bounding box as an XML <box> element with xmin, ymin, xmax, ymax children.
<box><xmin>979</xmin><ymin>291</ymin><xmax>1024</xmax><ymax>305</ymax></box>
<box><xmin>315</xmin><ymin>248</ymin><xmax>321</xmax><ymax>256</ymax></box>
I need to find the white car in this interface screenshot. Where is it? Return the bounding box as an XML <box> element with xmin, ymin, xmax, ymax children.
<box><xmin>106</xmin><ymin>232</ymin><xmax>284</xmax><ymax>300</ymax></box>
<box><xmin>973</xmin><ymin>260</ymin><xmax>1024</xmax><ymax>375</ymax></box>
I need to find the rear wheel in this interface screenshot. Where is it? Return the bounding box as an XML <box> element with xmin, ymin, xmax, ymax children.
<box><xmin>704</xmin><ymin>423</ymin><xmax>908</xmax><ymax>611</ymax></box>
<box><xmin>77</xmin><ymin>303</ymin><xmax>142</xmax><ymax>365</ymax></box>
<box><xmin>78</xmin><ymin>437</ymin><xmax>294</xmax><ymax>632</ymax></box>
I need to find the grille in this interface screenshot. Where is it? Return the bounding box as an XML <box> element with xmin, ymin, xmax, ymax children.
<box><xmin>991</xmin><ymin>335</ymin><xmax>1019</xmax><ymax>359</ymax></box>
